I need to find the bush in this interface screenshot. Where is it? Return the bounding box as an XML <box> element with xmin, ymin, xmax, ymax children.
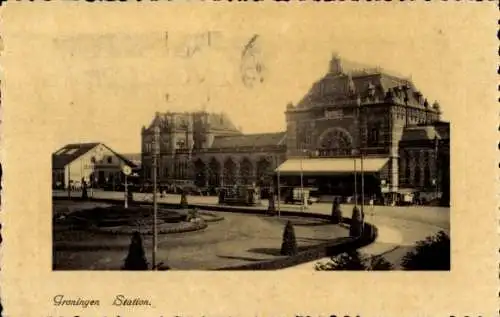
<box><xmin>368</xmin><ymin>255</ymin><xmax>393</xmax><ymax>270</ymax></box>
<box><xmin>280</xmin><ymin>220</ymin><xmax>298</xmax><ymax>256</ymax></box>
<box><xmin>330</xmin><ymin>198</ymin><xmax>342</xmax><ymax>224</ymax></box>
<box><xmin>186</xmin><ymin>208</ymin><xmax>199</xmax><ymax>222</ymax></box>
<box><xmin>122</xmin><ymin>231</ymin><xmax>149</xmax><ymax>270</ymax></box>
<box><xmin>180</xmin><ymin>191</ymin><xmax>188</xmax><ymax>209</ymax></box>
<box><xmin>349</xmin><ymin>206</ymin><xmax>363</xmax><ymax>237</ymax></box>
<box><xmin>155</xmin><ymin>261</ymin><xmax>171</xmax><ymax>271</ymax></box>
<box><xmin>315</xmin><ymin>251</ymin><xmax>393</xmax><ymax>271</ymax></box>
<box><xmin>401</xmin><ymin>230</ymin><xmax>450</xmax><ymax>270</ymax></box>
<box><xmin>363</xmin><ymin>222</ymin><xmax>377</xmax><ymax>241</ymax></box>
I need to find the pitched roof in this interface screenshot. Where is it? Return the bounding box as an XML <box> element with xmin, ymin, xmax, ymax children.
<box><xmin>52</xmin><ymin>142</ymin><xmax>100</xmax><ymax>169</ymax></box>
<box><xmin>211</xmin><ymin>132</ymin><xmax>286</xmax><ymax>149</ymax></box>
<box><xmin>401</xmin><ymin>126</ymin><xmax>442</xmax><ymax>142</ymax></box>
<box><xmin>295</xmin><ymin>55</ymin><xmax>436</xmax><ymax>111</ymax></box>
<box><xmin>145</xmin><ymin>111</ymin><xmax>241</xmax><ymax>133</ymax></box>
<box><xmin>52</xmin><ymin>143</ymin><xmax>137</xmax><ymax>169</ymax></box>
<box><xmin>121</xmin><ymin>153</ymin><xmax>142</xmax><ymax>168</ymax></box>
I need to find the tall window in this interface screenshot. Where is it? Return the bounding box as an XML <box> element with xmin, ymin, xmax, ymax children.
<box><xmin>414</xmin><ymin>163</ymin><xmax>421</xmax><ymax>187</ymax></box>
<box><xmin>368</xmin><ymin>122</ymin><xmax>381</xmax><ymax>146</ymax></box>
<box><xmin>405</xmin><ymin>154</ymin><xmax>411</xmax><ymax>184</ymax></box>
<box><xmin>423</xmin><ymin>151</ymin><xmax>431</xmax><ymax>187</ymax></box>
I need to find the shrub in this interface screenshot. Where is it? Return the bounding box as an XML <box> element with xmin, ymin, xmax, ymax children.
<box><xmin>368</xmin><ymin>255</ymin><xmax>393</xmax><ymax>270</ymax></box>
<box><xmin>186</xmin><ymin>208</ymin><xmax>199</xmax><ymax>222</ymax></box>
<box><xmin>122</xmin><ymin>231</ymin><xmax>149</xmax><ymax>270</ymax></box>
<box><xmin>156</xmin><ymin>261</ymin><xmax>171</xmax><ymax>271</ymax></box>
<box><xmin>363</xmin><ymin>222</ymin><xmax>377</xmax><ymax>241</ymax></box>
<box><xmin>349</xmin><ymin>206</ymin><xmax>363</xmax><ymax>237</ymax></box>
<box><xmin>280</xmin><ymin>220</ymin><xmax>298</xmax><ymax>256</ymax></box>
<box><xmin>401</xmin><ymin>230</ymin><xmax>450</xmax><ymax>270</ymax></box>
<box><xmin>315</xmin><ymin>251</ymin><xmax>393</xmax><ymax>271</ymax></box>
<box><xmin>180</xmin><ymin>191</ymin><xmax>188</xmax><ymax>209</ymax></box>
<box><xmin>330</xmin><ymin>198</ymin><xmax>342</xmax><ymax>224</ymax></box>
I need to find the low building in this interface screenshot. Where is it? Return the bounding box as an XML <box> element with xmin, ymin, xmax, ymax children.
<box><xmin>141</xmin><ymin>112</ymin><xmax>286</xmax><ymax>191</ymax></box>
<box><xmin>52</xmin><ymin>142</ymin><xmax>136</xmax><ymax>189</ymax></box>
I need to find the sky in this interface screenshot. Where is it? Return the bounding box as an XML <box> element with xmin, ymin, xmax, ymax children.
<box><xmin>3</xmin><ymin>4</ymin><xmax>496</xmax><ymax>154</ymax></box>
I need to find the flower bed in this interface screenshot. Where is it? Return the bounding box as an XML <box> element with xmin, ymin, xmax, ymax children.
<box><xmin>62</xmin><ymin>206</ymin><xmax>184</xmax><ymax>228</ymax></box>
<box><xmin>92</xmin><ymin>218</ymin><xmax>208</xmax><ymax>235</ymax></box>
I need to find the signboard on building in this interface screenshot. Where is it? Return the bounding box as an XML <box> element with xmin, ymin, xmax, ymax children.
<box><xmin>324</xmin><ymin>109</ymin><xmax>343</xmax><ymax>119</ymax></box>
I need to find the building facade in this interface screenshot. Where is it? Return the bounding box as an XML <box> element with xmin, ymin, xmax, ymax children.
<box><xmin>52</xmin><ymin>142</ymin><xmax>136</xmax><ymax>189</ymax></box>
<box><xmin>141</xmin><ymin>55</ymin><xmax>450</xmax><ymax>205</ymax></box>
<box><xmin>141</xmin><ymin>112</ymin><xmax>286</xmax><ymax>189</ymax></box>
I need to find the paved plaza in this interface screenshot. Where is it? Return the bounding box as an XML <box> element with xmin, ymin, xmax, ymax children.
<box><xmin>53</xmin><ymin>190</ymin><xmax>450</xmax><ymax>269</ymax></box>
<box><xmin>53</xmin><ymin>199</ymin><xmax>349</xmax><ymax>270</ymax></box>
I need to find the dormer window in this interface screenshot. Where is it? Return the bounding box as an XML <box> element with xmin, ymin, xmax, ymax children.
<box><xmin>367</xmin><ymin>82</ymin><xmax>376</xmax><ymax>97</ymax></box>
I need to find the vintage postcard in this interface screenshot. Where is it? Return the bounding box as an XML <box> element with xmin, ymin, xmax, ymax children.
<box><xmin>1</xmin><ymin>2</ymin><xmax>498</xmax><ymax>317</ymax></box>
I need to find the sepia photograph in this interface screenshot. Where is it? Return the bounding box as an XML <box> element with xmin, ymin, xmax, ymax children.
<box><xmin>2</xmin><ymin>3</ymin><xmax>497</xmax><ymax>316</ymax></box>
<box><xmin>50</xmin><ymin>31</ymin><xmax>450</xmax><ymax>272</ymax></box>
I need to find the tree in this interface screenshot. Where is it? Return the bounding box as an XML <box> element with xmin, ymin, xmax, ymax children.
<box><xmin>315</xmin><ymin>251</ymin><xmax>393</xmax><ymax>271</ymax></box>
<box><xmin>401</xmin><ymin>231</ymin><xmax>450</xmax><ymax>270</ymax></box>
<box><xmin>280</xmin><ymin>220</ymin><xmax>298</xmax><ymax>256</ymax></box>
<box><xmin>330</xmin><ymin>198</ymin><xmax>342</xmax><ymax>224</ymax></box>
<box><xmin>349</xmin><ymin>206</ymin><xmax>363</xmax><ymax>237</ymax></box>
<box><xmin>123</xmin><ymin>231</ymin><xmax>149</xmax><ymax>270</ymax></box>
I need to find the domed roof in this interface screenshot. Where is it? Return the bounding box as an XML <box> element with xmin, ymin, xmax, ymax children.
<box><xmin>294</xmin><ymin>55</ymin><xmax>435</xmax><ymax>111</ymax></box>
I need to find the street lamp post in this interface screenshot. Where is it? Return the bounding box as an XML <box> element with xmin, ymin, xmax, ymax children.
<box><xmin>353</xmin><ymin>151</ymin><xmax>357</xmax><ymax>207</ymax></box>
<box><xmin>300</xmin><ymin>154</ymin><xmax>305</xmax><ymax>212</ymax></box>
<box><xmin>67</xmin><ymin>164</ymin><xmax>71</xmax><ymax>200</ymax></box>
<box><xmin>275</xmin><ymin>155</ymin><xmax>281</xmax><ymax>217</ymax></box>
<box><xmin>361</xmin><ymin>150</ymin><xmax>365</xmax><ymax>218</ymax></box>
<box><xmin>152</xmin><ymin>125</ymin><xmax>160</xmax><ymax>270</ymax></box>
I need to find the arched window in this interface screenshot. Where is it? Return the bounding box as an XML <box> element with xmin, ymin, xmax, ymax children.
<box><xmin>414</xmin><ymin>163</ymin><xmax>421</xmax><ymax>187</ymax></box>
<box><xmin>423</xmin><ymin>151</ymin><xmax>431</xmax><ymax>187</ymax></box>
<box><xmin>194</xmin><ymin>159</ymin><xmax>206</xmax><ymax>187</ymax></box>
<box><xmin>368</xmin><ymin>122</ymin><xmax>381</xmax><ymax>146</ymax></box>
<box><xmin>318</xmin><ymin>128</ymin><xmax>353</xmax><ymax>157</ymax></box>
<box><xmin>223</xmin><ymin>158</ymin><xmax>237</xmax><ymax>186</ymax></box>
<box><xmin>405</xmin><ymin>153</ymin><xmax>411</xmax><ymax>184</ymax></box>
<box><xmin>256</xmin><ymin>158</ymin><xmax>272</xmax><ymax>186</ymax></box>
<box><xmin>208</xmin><ymin>158</ymin><xmax>221</xmax><ymax>187</ymax></box>
<box><xmin>240</xmin><ymin>158</ymin><xmax>253</xmax><ymax>185</ymax></box>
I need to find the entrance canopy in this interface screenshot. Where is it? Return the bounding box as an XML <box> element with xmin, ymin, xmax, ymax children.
<box><xmin>275</xmin><ymin>157</ymin><xmax>389</xmax><ymax>176</ymax></box>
